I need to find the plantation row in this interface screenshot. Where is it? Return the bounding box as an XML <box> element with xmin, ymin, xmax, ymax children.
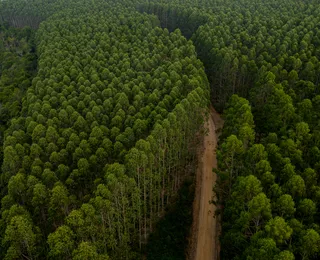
<box><xmin>0</xmin><ymin>1</ymin><xmax>209</xmax><ymax>259</ymax></box>
<box><xmin>0</xmin><ymin>23</ymin><xmax>36</xmax><ymax>187</ymax></box>
<box><xmin>1</xmin><ymin>0</ymin><xmax>320</xmax><ymax>259</ymax></box>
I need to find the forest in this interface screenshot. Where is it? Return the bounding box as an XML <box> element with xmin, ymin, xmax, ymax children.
<box><xmin>0</xmin><ymin>0</ymin><xmax>320</xmax><ymax>259</ymax></box>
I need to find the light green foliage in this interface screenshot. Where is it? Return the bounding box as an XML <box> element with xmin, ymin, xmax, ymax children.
<box><xmin>275</xmin><ymin>194</ymin><xmax>295</xmax><ymax>218</ymax></box>
<box><xmin>246</xmin><ymin>238</ymin><xmax>279</xmax><ymax>260</ymax></box>
<box><xmin>275</xmin><ymin>250</ymin><xmax>295</xmax><ymax>260</ymax></box>
<box><xmin>233</xmin><ymin>175</ymin><xmax>263</xmax><ymax>203</ymax></box>
<box><xmin>247</xmin><ymin>193</ymin><xmax>272</xmax><ymax>226</ymax></box>
<box><xmin>72</xmin><ymin>242</ymin><xmax>109</xmax><ymax>260</ymax></box>
<box><xmin>297</xmin><ymin>199</ymin><xmax>317</xmax><ymax>222</ymax></box>
<box><xmin>265</xmin><ymin>217</ymin><xmax>292</xmax><ymax>245</ymax></box>
<box><xmin>48</xmin><ymin>225</ymin><xmax>75</xmax><ymax>258</ymax></box>
<box><xmin>299</xmin><ymin>229</ymin><xmax>320</xmax><ymax>260</ymax></box>
<box><xmin>285</xmin><ymin>175</ymin><xmax>306</xmax><ymax>198</ymax></box>
<box><xmin>3</xmin><ymin>215</ymin><xmax>37</xmax><ymax>260</ymax></box>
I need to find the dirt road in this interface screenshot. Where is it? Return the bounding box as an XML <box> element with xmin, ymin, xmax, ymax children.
<box><xmin>191</xmin><ymin>106</ymin><xmax>223</xmax><ymax>260</ymax></box>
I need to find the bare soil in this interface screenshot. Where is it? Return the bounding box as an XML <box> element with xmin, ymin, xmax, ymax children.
<box><xmin>189</xmin><ymin>106</ymin><xmax>223</xmax><ymax>260</ymax></box>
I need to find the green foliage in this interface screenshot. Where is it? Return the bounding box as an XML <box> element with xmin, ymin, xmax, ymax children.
<box><xmin>1</xmin><ymin>0</ymin><xmax>320</xmax><ymax>259</ymax></box>
<box><xmin>0</xmin><ymin>23</ymin><xmax>36</xmax><ymax>180</ymax></box>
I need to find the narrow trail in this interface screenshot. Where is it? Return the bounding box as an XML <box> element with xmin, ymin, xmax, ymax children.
<box><xmin>191</xmin><ymin>106</ymin><xmax>223</xmax><ymax>260</ymax></box>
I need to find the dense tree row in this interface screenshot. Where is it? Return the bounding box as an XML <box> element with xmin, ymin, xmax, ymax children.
<box><xmin>0</xmin><ymin>23</ymin><xmax>36</xmax><ymax>187</ymax></box>
<box><xmin>0</xmin><ymin>1</ymin><xmax>209</xmax><ymax>259</ymax></box>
